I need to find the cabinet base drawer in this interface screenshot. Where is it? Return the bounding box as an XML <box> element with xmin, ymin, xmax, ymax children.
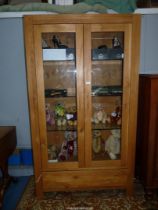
<box><xmin>42</xmin><ymin>169</ymin><xmax>129</xmax><ymax>192</ymax></box>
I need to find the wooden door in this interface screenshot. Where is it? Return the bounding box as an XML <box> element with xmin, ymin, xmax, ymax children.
<box><xmin>33</xmin><ymin>24</ymin><xmax>85</xmax><ymax>171</ymax></box>
<box><xmin>83</xmin><ymin>23</ymin><xmax>133</xmax><ymax>169</ymax></box>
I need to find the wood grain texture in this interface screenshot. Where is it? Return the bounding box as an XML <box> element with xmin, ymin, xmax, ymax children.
<box><xmin>24</xmin><ymin>17</ymin><xmax>43</xmax><ymax>198</ymax></box>
<box><xmin>42</xmin><ymin>169</ymin><xmax>128</xmax><ymax>191</ymax></box>
<box><xmin>136</xmin><ymin>75</ymin><xmax>158</xmax><ymax>191</ymax></box>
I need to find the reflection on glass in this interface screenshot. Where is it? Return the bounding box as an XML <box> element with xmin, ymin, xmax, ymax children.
<box><xmin>41</xmin><ymin>32</ymin><xmax>78</xmax><ymax>163</ymax></box>
<box><xmin>91</xmin><ymin>32</ymin><xmax>124</xmax><ymax>161</ymax></box>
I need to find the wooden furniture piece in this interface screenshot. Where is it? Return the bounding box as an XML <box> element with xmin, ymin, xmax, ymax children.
<box><xmin>24</xmin><ymin>14</ymin><xmax>141</xmax><ymax>198</ymax></box>
<box><xmin>137</xmin><ymin>0</ymin><xmax>158</xmax><ymax>8</ymax></box>
<box><xmin>0</xmin><ymin>126</ymin><xmax>17</xmax><ymax>208</ymax></box>
<box><xmin>136</xmin><ymin>74</ymin><xmax>158</xmax><ymax>192</ymax></box>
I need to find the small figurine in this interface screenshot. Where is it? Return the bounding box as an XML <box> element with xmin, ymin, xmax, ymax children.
<box><xmin>52</xmin><ymin>35</ymin><xmax>68</xmax><ymax>49</ymax></box>
<box><xmin>45</xmin><ymin>103</ymin><xmax>55</xmax><ymax>126</ymax></box>
<box><xmin>42</xmin><ymin>39</ymin><xmax>49</xmax><ymax>49</ymax></box>
<box><xmin>66</xmin><ymin>106</ymin><xmax>77</xmax><ymax>127</ymax></box>
<box><xmin>73</xmin><ymin>139</ymin><xmax>78</xmax><ymax>158</ymax></box>
<box><xmin>58</xmin><ymin>131</ymin><xmax>77</xmax><ymax>161</ymax></box>
<box><xmin>92</xmin><ymin>109</ymin><xmax>107</xmax><ymax>124</ymax></box>
<box><xmin>54</xmin><ymin>103</ymin><xmax>66</xmax><ymax>127</ymax></box>
<box><xmin>106</xmin><ymin>106</ymin><xmax>121</xmax><ymax>126</ymax></box>
<box><xmin>105</xmin><ymin>129</ymin><xmax>120</xmax><ymax>160</ymax></box>
<box><xmin>92</xmin><ymin>130</ymin><xmax>102</xmax><ymax>154</ymax></box>
<box><xmin>48</xmin><ymin>145</ymin><xmax>58</xmax><ymax>161</ymax></box>
<box><xmin>58</xmin><ymin>140</ymin><xmax>68</xmax><ymax>161</ymax></box>
<box><xmin>112</xmin><ymin>36</ymin><xmax>122</xmax><ymax>49</ymax></box>
<box><xmin>110</xmin><ymin>106</ymin><xmax>121</xmax><ymax>126</ymax></box>
<box><xmin>66</xmin><ymin>131</ymin><xmax>77</xmax><ymax>160</ymax></box>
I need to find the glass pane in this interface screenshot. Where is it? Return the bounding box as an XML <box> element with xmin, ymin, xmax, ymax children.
<box><xmin>42</xmin><ymin>32</ymin><xmax>78</xmax><ymax>163</ymax></box>
<box><xmin>91</xmin><ymin>32</ymin><xmax>124</xmax><ymax>161</ymax></box>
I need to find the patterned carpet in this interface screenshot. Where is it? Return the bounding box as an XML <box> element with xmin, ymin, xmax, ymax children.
<box><xmin>16</xmin><ymin>177</ymin><xmax>158</xmax><ymax>210</ymax></box>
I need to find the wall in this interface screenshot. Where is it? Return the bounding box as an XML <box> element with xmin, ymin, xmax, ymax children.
<box><xmin>0</xmin><ymin>18</ymin><xmax>31</xmax><ymax>148</ymax></box>
<box><xmin>1</xmin><ymin>14</ymin><xmax>158</xmax><ymax>146</ymax></box>
<box><xmin>0</xmin><ymin>13</ymin><xmax>158</xmax><ymax>175</ymax></box>
<box><xmin>139</xmin><ymin>14</ymin><xmax>158</xmax><ymax>74</ymax></box>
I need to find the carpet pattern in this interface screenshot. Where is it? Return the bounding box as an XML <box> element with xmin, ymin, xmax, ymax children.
<box><xmin>16</xmin><ymin>177</ymin><xmax>158</xmax><ymax>210</ymax></box>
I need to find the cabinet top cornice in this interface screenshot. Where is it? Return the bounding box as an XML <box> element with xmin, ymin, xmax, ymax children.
<box><xmin>24</xmin><ymin>13</ymin><xmax>139</xmax><ymax>25</ymax></box>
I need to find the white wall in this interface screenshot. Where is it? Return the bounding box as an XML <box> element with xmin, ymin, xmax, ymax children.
<box><xmin>1</xmin><ymin>14</ymin><xmax>158</xmax><ymax>148</ymax></box>
<box><xmin>139</xmin><ymin>14</ymin><xmax>158</xmax><ymax>74</ymax></box>
<box><xmin>0</xmin><ymin>18</ymin><xmax>31</xmax><ymax>148</ymax></box>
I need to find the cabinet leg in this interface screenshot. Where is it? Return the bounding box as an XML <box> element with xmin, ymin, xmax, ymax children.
<box><xmin>126</xmin><ymin>180</ymin><xmax>134</xmax><ymax>196</ymax></box>
<box><xmin>144</xmin><ymin>188</ymin><xmax>158</xmax><ymax>209</ymax></box>
<box><xmin>144</xmin><ymin>188</ymin><xmax>157</xmax><ymax>200</ymax></box>
<box><xmin>126</xmin><ymin>187</ymin><xmax>133</xmax><ymax>196</ymax></box>
<box><xmin>35</xmin><ymin>175</ymin><xmax>44</xmax><ymax>199</ymax></box>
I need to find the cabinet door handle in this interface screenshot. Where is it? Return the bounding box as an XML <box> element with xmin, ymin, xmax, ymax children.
<box><xmin>85</xmin><ymin>81</ymin><xmax>91</xmax><ymax>85</ymax></box>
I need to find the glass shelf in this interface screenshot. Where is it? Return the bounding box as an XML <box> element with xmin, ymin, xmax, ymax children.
<box><xmin>92</xmin><ymin>85</ymin><xmax>122</xmax><ymax>96</ymax></box>
<box><xmin>47</xmin><ymin>125</ymin><xmax>77</xmax><ymax>132</ymax></box>
<box><xmin>93</xmin><ymin>153</ymin><xmax>121</xmax><ymax>161</ymax></box>
<box><xmin>92</xmin><ymin>124</ymin><xmax>121</xmax><ymax>130</ymax></box>
<box><xmin>43</xmin><ymin>48</ymin><xmax>75</xmax><ymax>61</ymax></box>
<box><xmin>92</xmin><ymin>48</ymin><xmax>124</xmax><ymax>61</ymax></box>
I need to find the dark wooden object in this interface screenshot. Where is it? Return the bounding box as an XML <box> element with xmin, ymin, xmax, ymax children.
<box><xmin>0</xmin><ymin>126</ymin><xmax>17</xmax><ymax>208</ymax></box>
<box><xmin>137</xmin><ymin>0</ymin><xmax>158</xmax><ymax>8</ymax></box>
<box><xmin>136</xmin><ymin>74</ymin><xmax>158</xmax><ymax>193</ymax></box>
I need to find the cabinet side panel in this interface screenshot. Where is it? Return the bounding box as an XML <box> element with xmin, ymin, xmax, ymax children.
<box><xmin>136</xmin><ymin>77</ymin><xmax>151</xmax><ymax>185</ymax></box>
<box><xmin>136</xmin><ymin>75</ymin><xmax>158</xmax><ymax>189</ymax></box>
<box><xmin>149</xmin><ymin>78</ymin><xmax>158</xmax><ymax>186</ymax></box>
<box><xmin>24</xmin><ymin>16</ymin><xmax>43</xmax><ymax>198</ymax></box>
<box><xmin>126</xmin><ymin>15</ymin><xmax>141</xmax><ymax>194</ymax></box>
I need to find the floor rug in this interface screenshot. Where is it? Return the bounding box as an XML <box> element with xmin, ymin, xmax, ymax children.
<box><xmin>16</xmin><ymin>177</ymin><xmax>158</xmax><ymax>210</ymax></box>
<box><xmin>2</xmin><ymin>176</ymin><xmax>30</xmax><ymax>210</ymax></box>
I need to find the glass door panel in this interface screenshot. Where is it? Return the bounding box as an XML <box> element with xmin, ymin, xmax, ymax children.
<box><xmin>42</xmin><ymin>32</ymin><xmax>78</xmax><ymax>163</ymax></box>
<box><xmin>91</xmin><ymin>32</ymin><xmax>124</xmax><ymax>161</ymax></box>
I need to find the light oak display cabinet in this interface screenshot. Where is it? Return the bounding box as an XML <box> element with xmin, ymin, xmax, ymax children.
<box><xmin>24</xmin><ymin>14</ymin><xmax>140</xmax><ymax>197</ymax></box>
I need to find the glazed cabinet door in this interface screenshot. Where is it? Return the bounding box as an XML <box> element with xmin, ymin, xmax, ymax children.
<box><xmin>84</xmin><ymin>23</ymin><xmax>132</xmax><ymax>168</ymax></box>
<box><xmin>33</xmin><ymin>24</ymin><xmax>85</xmax><ymax>170</ymax></box>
